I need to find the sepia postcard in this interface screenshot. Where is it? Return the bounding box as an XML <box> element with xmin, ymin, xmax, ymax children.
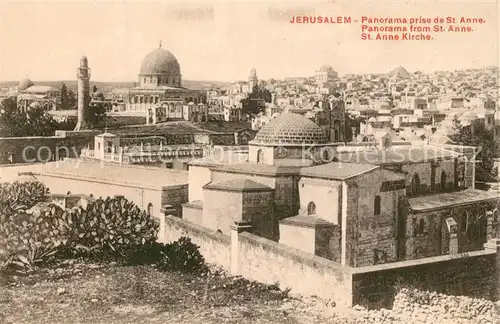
<box><xmin>0</xmin><ymin>0</ymin><xmax>499</xmax><ymax>323</ymax></box>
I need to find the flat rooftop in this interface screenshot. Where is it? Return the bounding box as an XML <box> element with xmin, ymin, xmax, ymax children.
<box><xmin>408</xmin><ymin>189</ymin><xmax>499</xmax><ymax>212</ymax></box>
<box><xmin>301</xmin><ymin>163</ymin><xmax>406</xmax><ymax>181</ymax></box>
<box><xmin>36</xmin><ymin>160</ymin><xmax>188</xmax><ymax>190</ymax></box>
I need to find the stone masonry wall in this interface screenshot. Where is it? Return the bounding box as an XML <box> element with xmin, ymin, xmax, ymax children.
<box><xmin>409</xmin><ymin>201</ymin><xmax>496</xmax><ymax>259</ymax></box>
<box><xmin>162</xmin><ymin>215</ymin><xmax>231</xmax><ymax>270</ymax></box>
<box><xmin>202</xmin><ymin>189</ymin><xmax>242</xmax><ymax>234</ymax></box>
<box><xmin>352</xmin><ymin>250</ymin><xmax>496</xmax><ymax>310</ymax></box>
<box><xmin>402</xmin><ymin>160</ymin><xmax>456</xmax><ymax>195</ymax></box>
<box><xmin>242</xmin><ymin>191</ymin><xmax>275</xmax><ymax>240</ymax></box>
<box><xmin>237</xmin><ymin>231</ymin><xmax>354</xmax><ymax>307</ymax></box>
<box><xmin>346</xmin><ymin>172</ymin><xmax>406</xmax><ymax>267</ymax></box>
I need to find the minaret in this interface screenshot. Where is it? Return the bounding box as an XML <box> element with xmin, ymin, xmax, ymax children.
<box><xmin>74</xmin><ymin>56</ymin><xmax>91</xmax><ymax>131</ymax></box>
<box><xmin>248</xmin><ymin>68</ymin><xmax>258</xmax><ymax>91</ymax></box>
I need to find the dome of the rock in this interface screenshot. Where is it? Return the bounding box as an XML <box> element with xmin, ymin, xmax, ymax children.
<box><xmin>140</xmin><ymin>47</ymin><xmax>181</xmax><ymax>76</ymax></box>
<box><xmin>252</xmin><ymin>113</ymin><xmax>329</xmax><ymax>145</ymax></box>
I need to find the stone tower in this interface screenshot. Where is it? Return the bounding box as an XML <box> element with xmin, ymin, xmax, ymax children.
<box><xmin>248</xmin><ymin>68</ymin><xmax>258</xmax><ymax>91</ymax></box>
<box><xmin>74</xmin><ymin>56</ymin><xmax>91</xmax><ymax>131</ymax></box>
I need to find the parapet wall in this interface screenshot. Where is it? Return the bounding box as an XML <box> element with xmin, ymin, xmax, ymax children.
<box><xmin>163</xmin><ymin>215</ymin><xmax>231</xmax><ymax>270</ymax></box>
<box><xmin>352</xmin><ymin>250</ymin><xmax>496</xmax><ymax>309</ymax></box>
<box><xmin>237</xmin><ymin>231</ymin><xmax>353</xmax><ymax>307</ymax></box>
<box><xmin>163</xmin><ymin>215</ymin><xmax>499</xmax><ymax>309</ymax></box>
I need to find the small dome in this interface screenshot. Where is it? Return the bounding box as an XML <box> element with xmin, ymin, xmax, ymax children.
<box><xmin>140</xmin><ymin>47</ymin><xmax>181</xmax><ymax>76</ymax></box>
<box><xmin>368</xmin><ymin>117</ymin><xmax>377</xmax><ymax>123</ymax></box>
<box><xmin>252</xmin><ymin>113</ymin><xmax>328</xmax><ymax>145</ymax></box>
<box><xmin>29</xmin><ymin>102</ymin><xmax>41</xmax><ymax>109</ymax></box>
<box><xmin>19</xmin><ymin>78</ymin><xmax>34</xmax><ymax>91</ymax></box>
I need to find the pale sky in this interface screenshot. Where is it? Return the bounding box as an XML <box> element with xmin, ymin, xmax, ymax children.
<box><xmin>0</xmin><ymin>0</ymin><xmax>498</xmax><ymax>82</ymax></box>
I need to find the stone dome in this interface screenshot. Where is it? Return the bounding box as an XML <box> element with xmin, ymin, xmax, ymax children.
<box><xmin>252</xmin><ymin>113</ymin><xmax>329</xmax><ymax>145</ymax></box>
<box><xmin>19</xmin><ymin>78</ymin><xmax>34</xmax><ymax>91</ymax></box>
<box><xmin>140</xmin><ymin>47</ymin><xmax>181</xmax><ymax>76</ymax></box>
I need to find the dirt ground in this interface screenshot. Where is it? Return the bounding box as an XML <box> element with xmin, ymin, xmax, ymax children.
<box><xmin>0</xmin><ymin>260</ymin><xmax>359</xmax><ymax>324</ymax></box>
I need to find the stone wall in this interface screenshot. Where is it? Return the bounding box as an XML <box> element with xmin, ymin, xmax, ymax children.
<box><xmin>209</xmin><ymin>170</ymin><xmax>298</xmax><ymax>238</ymax></box>
<box><xmin>409</xmin><ymin>201</ymin><xmax>495</xmax><ymax>259</ymax></box>
<box><xmin>351</xmin><ymin>250</ymin><xmax>496</xmax><ymax>310</ymax></box>
<box><xmin>0</xmin><ymin>135</ymin><xmax>89</xmax><ymax>164</ymax></box>
<box><xmin>242</xmin><ymin>191</ymin><xmax>275</xmax><ymax>240</ymax></box>
<box><xmin>346</xmin><ymin>172</ymin><xmax>406</xmax><ymax>267</ymax></box>
<box><xmin>299</xmin><ymin>177</ymin><xmax>341</xmax><ymax>224</ymax></box>
<box><xmin>162</xmin><ymin>215</ymin><xmax>231</xmax><ymax>270</ymax></box>
<box><xmin>402</xmin><ymin>160</ymin><xmax>456</xmax><ymax>196</ymax></box>
<box><xmin>188</xmin><ymin>165</ymin><xmax>212</xmax><ymax>202</ymax></box>
<box><xmin>162</xmin><ymin>215</ymin><xmax>500</xmax><ymax>310</ymax></box>
<box><xmin>202</xmin><ymin>189</ymin><xmax>242</xmax><ymax>233</ymax></box>
<box><xmin>236</xmin><ymin>231</ymin><xmax>354</xmax><ymax>307</ymax></box>
<box><xmin>182</xmin><ymin>202</ymin><xmax>203</xmax><ymax>225</ymax></box>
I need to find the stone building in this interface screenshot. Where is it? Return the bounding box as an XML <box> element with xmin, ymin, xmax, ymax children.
<box><xmin>17</xmin><ymin>78</ymin><xmax>60</xmax><ymax>112</ymax></box>
<box><xmin>180</xmin><ymin>112</ymin><xmax>499</xmax><ymax>268</ymax></box>
<box><xmin>111</xmin><ymin>43</ymin><xmax>201</xmax><ymax>115</ymax></box>
<box><xmin>315</xmin><ymin>65</ymin><xmax>338</xmax><ymax>85</ymax></box>
<box><xmin>80</xmin><ymin>132</ymin><xmax>204</xmax><ymax>168</ymax></box>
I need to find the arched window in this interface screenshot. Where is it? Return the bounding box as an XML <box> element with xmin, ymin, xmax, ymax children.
<box><xmin>147</xmin><ymin>203</ymin><xmax>153</xmax><ymax>216</ymax></box>
<box><xmin>411</xmin><ymin>173</ymin><xmax>421</xmax><ymax>196</ymax></box>
<box><xmin>256</xmin><ymin>149</ymin><xmax>264</xmax><ymax>164</ymax></box>
<box><xmin>441</xmin><ymin>171</ymin><xmax>447</xmax><ymax>191</ymax></box>
<box><xmin>307</xmin><ymin>202</ymin><xmax>316</xmax><ymax>215</ymax></box>
<box><xmin>374</xmin><ymin>196</ymin><xmax>381</xmax><ymax>215</ymax></box>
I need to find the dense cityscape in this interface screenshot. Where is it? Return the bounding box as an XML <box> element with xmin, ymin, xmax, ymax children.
<box><xmin>0</xmin><ymin>41</ymin><xmax>499</xmax><ymax>323</ymax></box>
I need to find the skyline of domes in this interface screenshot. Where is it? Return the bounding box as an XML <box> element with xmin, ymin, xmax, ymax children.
<box><xmin>139</xmin><ymin>47</ymin><xmax>181</xmax><ymax>76</ymax></box>
<box><xmin>252</xmin><ymin>113</ymin><xmax>329</xmax><ymax>145</ymax></box>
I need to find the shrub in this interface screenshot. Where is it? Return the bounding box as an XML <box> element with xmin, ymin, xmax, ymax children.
<box><xmin>65</xmin><ymin>196</ymin><xmax>159</xmax><ymax>259</ymax></box>
<box><xmin>157</xmin><ymin>237</ymin><xmax>208</xmax><ymax>274</ymax></box>
<box><xmin>0</xmin><ymin>204</ymin><xmax>71</xmax><ymax>274</ymax></box>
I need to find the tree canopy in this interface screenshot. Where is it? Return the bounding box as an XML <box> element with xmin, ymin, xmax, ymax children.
<box><xmin>0</xmin><ymin>97</ymin><xmax>59</xmax><ymax>137</ymax></box>
<box><xmin>240</xmin><ymin>85</ymin><xmax>272</xmax><ymax>118</ymax></box>
<box><xmin>451</xmin><ymin>115</ymin><xmax>498</xmax><ymax>181</ymax></box>
<box><xmin>59</xmin><ymin>82</ymin><xmax>77</xmax><ymax>110</ymax></box>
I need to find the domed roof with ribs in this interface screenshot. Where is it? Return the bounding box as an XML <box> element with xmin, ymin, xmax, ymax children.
<box><xmin>252</xmin><ymin>113</ymin><xmax>329</xmax><ymax>145</ymax></box>
<box><xmin>140</xmin><ymin>47</ymin><xmax>181</xmax><ymax>76</ymax></box>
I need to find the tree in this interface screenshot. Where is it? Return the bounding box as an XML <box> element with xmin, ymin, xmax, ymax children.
<box><xmin>0</xmin><ymin>97</ymin><xmax>28</xmax><ymax>137</ymax></box>
<box><xmin>240</xmin><ymin>85</ymin><xmax>270</xmax><ymax>119</ymax></box>
<box><xmin>0</xmin><ymin>98</ymin><xmax>59</xmax><ymax>137</ymax></box>
<box><xmin>451</xmin><ymin>115</ymin><xmax>498</xmax><ymax>181</ymax></box>
<box><xmin>60</xmin><ymin>82</ymin><xmax>69</xmax><ymax>110</ymax></box>
<box><xmin>59</xmin><ymin>82</ymin><xmax>77</xmax><ymax>110</ymax></box>
<box><xmin>67</xmin><ymin>89</ymin><xmax>77</xmax><ymax>109</ymax></box>
<box><xmin>84</xmin><ymin>102</ymin><xmax>106</xmax><ymax>129</ymax></box>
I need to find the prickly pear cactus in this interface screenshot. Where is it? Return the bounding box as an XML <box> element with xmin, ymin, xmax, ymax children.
<box><xmin>68</xmin><ymin>196</ymin><xmax>159</xmax><ymax>255</ymax></box>
<box><xmin>0</xmin><ymin>203</ymin><xmax>71</xmax><ymax>273</ymax></box>
<box><xmin>0</xmin><ymin>181</ymin><xmax>50</xmax><ymax>220</ymax></box>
